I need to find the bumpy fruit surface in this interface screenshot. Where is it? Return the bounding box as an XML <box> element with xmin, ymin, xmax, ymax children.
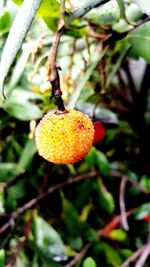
<box><xmin>35</xmin><ymin>109</ymin><xmax>94</xmax><ymax>164</ymax></box>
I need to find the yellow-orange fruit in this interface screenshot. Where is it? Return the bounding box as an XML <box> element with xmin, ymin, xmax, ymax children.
<box><xmin>35</xmin><ymin>109</ymin><xmax>94</xmax><ymax>164</ymax></box>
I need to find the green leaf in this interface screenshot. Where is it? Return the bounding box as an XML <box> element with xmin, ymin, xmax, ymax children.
<box><xmin>4</xmin><ymin>89</ymin><xmax>42</xmax><ymax>121</ymax></box>
<box><xmin>34</xmin><ymin>216</ymin><xmax>67</xmax><ymax>261</ymax></box>
<box><xmin>7</xmin><ymin>180</ymin><xmax>26</xmax><ymax>202</ymax></box>
<box><xmin>0</xmin><ymin>163</ymin><xmax>22</xmax><ymax>182</ymax></box>
<box><xmin>0</xmin><ymin>12</ymin><xmax>11</xmax><ymax>35</ymax></box>
<box><xmin>67</xmin><ymin>0</ymin><xmax>111</xmax><ymax>25</ymax></box>
<box><xmin>135</xmin><ymin>203</ymin><xmax>150</xmax><ymax>220</ymax></box>
<box><xmin>109</xmin><ymin>229</ymin><xmax>127</xmax><ymax>241</ymax></box>
<box><xmin>13</xmin><ymin>0</ymin><xmax>22</xmax><ymax>4</ymax></box>
<box><xmin>126</xmin><ymin>3</ymin><xmax>143</xmax><ymax>22</ymax></box>
<box><xmin>0</xmin><ymin>250</ymin><xmax>5</xmax><ymax>267</ymax></box>
<box><xmin>119</xmin><ymin>249</ymin><xmax>133</xmax><ymax>260</ymax></box>
<box><xmin>0</xmin><ymin>191</ymin><xmax>5</xmax><ymax>214</ymax></box>
<box><xmin>94</xmin><ymin>241</ymin><xmax>122</xmax><ymax>266</ymax></box>
<box><xmin>132</xmin><ymin>0</ymin><xmax>150</xmax><ymax>16</ymax></box>
<box><xmin>27</xmin><ymin>240</ymin><xmax>60</xmax><ymax>266</ymax></box>
<box><xmin>85</xmin><ymin>147</ymin><xmax>110</xmax><ymax>175</ymax></box>
<box><xmin>85</xmin><ymin>0</ymin><xmax>120</xmax><ymax>25</ymax></box>
<box><xmin>95</xmin><ymin>150</ymin><xmax>110</xmax><ymax>175</ymax></box>
<box><xmin>68</xmin><ymin>48</ymin><xmax>107</xmax><ymax>108</ymax></box>
<box><xmin>61</xmin><ymin>194</ymin><xmax>85</xmax><ymax>249</ymax></box>
<box><xmin>106</xmin><ymin>45</ymin><xmax>130</xmax><ymax>88</ymax></box>
<box><xmin>80</xmin><ymin>203</ymin><xmax>93</xmax><ymax>222</ymax></box>
<box><xmin>113</xmin><ymin>4</ymin><xmax>142</xmax><ymax>33</ymax></box>
<box><xmin>42</xmin><ymin>17</ymin><xmax>58</xmax><ymax>31</ymax></box>
<box><xmin>78</xmin><ymin>87</ymin><xmax>94</xmax><ymax>102</ymax></box>
<box><xmin>37</xmin><ymin>0</ymin><xmax>60</xmax><ymax>17</ymax></box>
<box><xmin>13</xmin><ymin>0</ymin><xmax>60</xmax><ymax>18</ymax></box>
<box><xmin>83</xmin><ymin>257</ymin><xmax>97</xmax><ymax>267</ymax></box>
<box><xmin>96</xmin><ymin>179</ymin><xmax>115</xmax><ymax>214</ymax></box>
<box><xmin>128</xmin><ymin>21</ymin><xmax>150</xmax><ymax>63</ymax></box>
<box><xmin>77</xmin><ymin>102</ymin><xmax>118</xmax><ymax>125</ymax></box>
<box><xmin>140</xmin><ymin>175</ymin><xmax>150</xmax><ymax>191</ymax></box>
<box><xmin>9</xmin><ymin>44</ymin><xmax>31</xmax><ymax>89</ymax></box>
<box><xmin>18</xmin><ymin>139</ymin><xmax>37</xmax><ymax>170</ymax></box>
<box><xmin>61</xmin><ymin>194</ymin><xmax>81</xmax><ymax>236</ymax></box>
<box><xmin>0</xmin><ymin>0</ymin><xmax>42</xmax><ymax>96</ymax></box>
<box><xmin>116</xmin><ymin>0</ymin><xmax>125</xmax><ymax>18</ymax></box>
<box><xmin>15</xmin><ymin>251</ymin><xmax>29</xmax><ymax>267</ymax></box>
<box><xmin>12</xmin><ymin>0</ymin><xmax>62</xmax><ymax>32</ymax></box>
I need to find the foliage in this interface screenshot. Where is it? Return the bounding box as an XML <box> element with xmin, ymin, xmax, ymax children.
<box><xmin>0</xmin><ymin>0</ymin><xmax>150</xmax><ymax>266</ymax></box>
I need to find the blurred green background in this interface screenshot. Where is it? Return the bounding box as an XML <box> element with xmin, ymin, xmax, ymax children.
<box><xmin>0</xmin><ymin>0</ymin><xmax>150</xmax><ymax>266</ymax></box>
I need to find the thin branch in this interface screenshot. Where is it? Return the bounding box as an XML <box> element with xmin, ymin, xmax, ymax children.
<box><xmin>88</xmin><ymin>27</ymin><xmax>109</xmax><ymax>40</ymax></box>
<box><xmin>6</xmin><ymin>237</ymin><xmax>26</xmax><ymax>267</ymax></box>
<box><xmin>0</xmin><ymin>217</ymin><xmax>15</xmax><ymax>235</ymax></box>
<box><xmin>48</xmin><ymin>1</ymin><xmax>65</xmax><ymax>72</ymax></box>
<box><xmin>106</xmin><ymin>46</ymin><xmax>130</xmax><ymax>89</ymax></box>
<box><xmin>66</xmin><ymin>0</ymin><xmax>111</xmax><ymax>26</ymax></box>
<box><xmin>121</xmin><ymin>245</ymin><xmax>146</xmax><ymax>267</ymax></box>
<box><xmin>0</xmin><ymin>171</ymin><xmax>97</xmax><ymax>234</ymax></box>
<box><xmin>65</xmin><ymin>243</ymin><xmax>91</xmax><ymax>267</ymax></box>
<box><xmin>13</xmin><ymin>171</ymin><xmax>97</xmax><ymax>218</ymax></box>
<box><xmin>121</xmin><ymin>223</ymin><xmax>150</xmax><ymax>267</ymax></box>
<box><xmin>59</xmin><ymin>0</ymin><xmax>65</xmax><ymax>29</ymax></box>
<box><xmin>99</xmin><ymin>57</ymin><xmax>107</xmax><ymax>94</ymax></box>
<box><xmin>119</xmin><ymin>175</ymin><xmax>129</xmax><ymax>231</ymax></box>
<box><xmin>122</xmin><ymin>59</ymin><xmax>137</xmax><ymax>100</ymax></box>
<box><xmin>67</xmin><ymin>209</ymin><xmax>135</xmax><ymax>267</ymax></box>
<box><xmin>135</xmin><ymin>242</ymin><xmax>150</xmax><ymax>267</ymax></box>
<box><xmin>46</xmin><ymin>0</ymin><xmax>66</xmax><ymax>111</ymax></box>
<box><xmin>110</xmin><ymin>171</ymin><xmax>150</xmax><ymax>195</ymax></box>
<box><xmin>6</xmin><ymin>215</ymin><xmax>33</xmax><ymax>267</ymax></box>
<box><xmin>84</xmin><ymin>37</ymin><xmax>91</xmax><ymax>64</ymax></box>
<box><xmin>97</xmin><ymin>209</ymin><xmax>135</xmax><ymax>238</ymax></box>
<box><xmin>68</xmin><ymin>45</ymin><xmax>107</xmax><ymax>108</ymax></box>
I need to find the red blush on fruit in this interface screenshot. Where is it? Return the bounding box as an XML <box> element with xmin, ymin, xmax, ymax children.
<box><xmin>93</xmin><ymin>121</ymin><xmax>106</xmax><ymax>144</ymax></box>
<box><xmin>143</xmin><ymin>214</ymin><xmax>150</xmax><ymax>222</ymax></box>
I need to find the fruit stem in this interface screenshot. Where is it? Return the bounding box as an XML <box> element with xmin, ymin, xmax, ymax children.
<box><xmin>50</xmin><ymin>66</ymin><xmax>65</xmax><ymax>111</ymax></box>
<box><xmin>47</xmin><ymin>0</ymin><xmax>66</xmax><ymax>111</ymax></box>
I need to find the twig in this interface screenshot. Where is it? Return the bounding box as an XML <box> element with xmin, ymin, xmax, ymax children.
<box><xmin>84</xmin><ymin>37</ymin><xmax>91</xmax><ymax>64</ymax></box>
<box><xmin>66</xmin><ymin>0</ymin><xmax>111</xmax><ymax>26</ymax></box>
<box><xmin>110</xmin><ymin>171</ymin><xmax>150</xmax><ymax>195</ymax></box>
<box><xmin>29</xmin><ymin>52</ymin><xmax>49</xmax><ymax>81</ymax></box>
<box><xmin>122</xmin><ymin>59</ymin><xmax>137</xmax><ymax>100</ymax></box>
<box><xmin>88</xmin><ymin>27</ymin><xmax>109</xmax><ymax>41</ymax></box>
<box><xmin>117</xmin><ymin>70</ymin><xmax>133</xmax><ymax>105</ymax></box>
<box><xmin>66</xmin><ymin>208</ymin><xmax>135</xmax><ymax>267</ymax></box>
<box><xmin>97</xmin><ymin>209</ymin><xmax>135</xmax><ymax>238</ymax></box>
<box><xmin>121</xmin><ymin>245</ymin><xmax>146</xmax><ymax>267</ymax></box>
<box><xmin>0</xmin><ymin>171</ymin><xmax>97</xmax><ymax>234</ymax></box>
<box><xmin>6</xmin><ymin>215</ymin><xmax>33</xmax><ymax>267</ymax></box>
<box><xmin>46</xmin><ymin>0</ymin><xmax>66</xmax><ymax>111</ymax></box>
<box><xmin>99</xmin><ymin>57</ymin><xmax>106</xmax><ymax>94</ymax></box>
<box><xmin>135</xmin><ymin>242</ymin><xmax>150</xmax><ymax>267</ymax></box>
<box><xmin>121</xmin><ymin>223</ymin><xmax>150</xmax><ymax>267</ymax></box>
<box><xmin>68</xmin><ymin>45</ymin><xmax>107</xmax><ymax>108</ymax></box>
<box><xmin>65</xmin><ymin>243</ymin><xmax>91</xmax><ymax>267</ymax></box>
<box><xmin>6</xmin><ymin>237</ymin><xmax>26</xmax><ymax>267</ymax></box>
<box><xmin>0</xmin><ymin>217</ymin><xmax>15</xmax><ymax>235</ymax></box>
<box><xmin>119</xmin><ymin>175</ymin><xmax>129</xmax><ymax>231</ymax></box>
<box><xmin>106</xmin><ymin>46</ymin><xmax>130</xmax><ymax>89</ymax></box>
